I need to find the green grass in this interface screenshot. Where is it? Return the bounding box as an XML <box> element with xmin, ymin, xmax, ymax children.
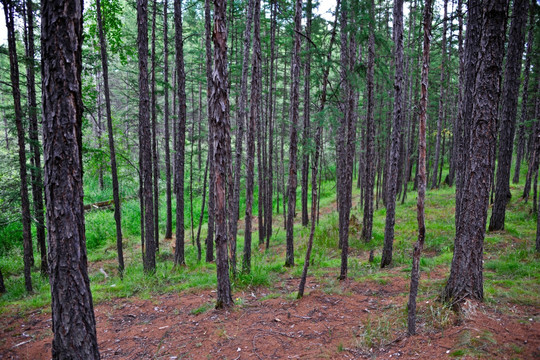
<box><xmin>1</xmin><ymin>166</ymin><xmax>538</xmax><ymax>317</ymax></box>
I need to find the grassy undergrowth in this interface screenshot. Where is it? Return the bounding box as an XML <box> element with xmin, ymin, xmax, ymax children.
<box><xmin>0</xmin><ymin>167</ymin><xmax>538</xmax><ymax>316</ymax></box>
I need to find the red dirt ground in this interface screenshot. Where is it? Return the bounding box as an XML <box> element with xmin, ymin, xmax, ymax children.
<box><xmin>1</xmin><ymin>271</ymin><xmax>539</xmax><ymax>359</ymax></box>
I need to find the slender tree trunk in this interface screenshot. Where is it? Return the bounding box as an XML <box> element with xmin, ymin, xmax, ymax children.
<box><xmin>137</xmin><ymin>0</ymin><xmax>156</xmax><ymax>273</ymax></box>
<box><xmin>164</xmin><ymin>0</ymin><xmax>173</xmax><ymax>240</ymax></box>
<box><xmin>301</xmin><ymin>0</ymin><xmax>312</xmax><ymax>228</ymax></box>
<box><xmin>281</xmin><ymin>54</ymin><xmax>288</xmax><ymax>227</ymax></box>
<box><xmin>381</xmin><ymin>0</ymin><xmax>404</xmax><ymax>268</ymax></box>
<box><xmin>362</xmin><ymin>0</ymin><xmax>376</xmax><ymax>244</ymax></box>
<box><xmin>244</xmin><ymin>0</ymin><xmax>260</xmax><ymax>274</ymax></box>
<box><xmin>523</xmin><ymin>86</ymin><xmax>540</xmax><ymax>201</ymax></box>
<box><xmin>3</xmin><ymin>0</ymin><xmax>32</xmax><ymax>293</ymax></box>
<box><xmin>151</xmin><ymin>0</ymin><xmax>160</xmax><ymax>250</ymax></box>
<box><xmin>174</xmin><ymin>0</ymin><xmax>187</xmax><ymax>266</ymax></box>
<box><xmin>0</xmin><ymin>267</ymin><xmax>4</xmax><ymax>293</ymax></box>
<box><xmin>489</xmin><ymin>0</ymin><xmax>529</xmax><ymax>231</ymax></box>
<box><xmin>211</xmin><ymin>0</ymin><xmax>233</xmax><ymax>308</ymax></box>
<box><xmin>24</xmin><ymin>0</ymin><xmax>47</xmax><ymax>276</ymax></box>
<box><xmin>443</xmin><ymin>0</ymin><xmax>508</xmax><ymax>303</ymax></box>
<box><xmin>408</xmin><ymin>0</ymin><xmax>432</xmax><ymax>335</ymax></box>
<box><xmin>285</xmin><ymin>0</ymin><xmax>302</xmax><ymax>268</ymax></box>
<box><xmin>196</xmin><ymin>157</ymin><xmax>209</xmax><ymax>261</ymax></box>
<box><xmin>96</xmin><ymin>0</ymin><xmax>124</xmax><ymax>275</ymax></box>
<box><xmin>205</xmin><ymin>0</ymin><xmax>215</xmax><ymax>262</ymax></box>
<box><xmin>430</xmin><ymin>0</ymin><xmax>447</xmax><ymax>189</ymax></box>
<box><xmin>513</xmin><ymin>0</ymin><xmax>535</xmax><ymax>185</ymax></box>
<box><xmin>41</xmin><ymin>0</ymin><xmax>100</xmax><ymax>356</ymax></box>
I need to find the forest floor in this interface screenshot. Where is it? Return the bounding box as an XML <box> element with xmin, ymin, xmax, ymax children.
<box><xmin>1</xmin><ymin>182</ymin><xmax>539</xmax><ymax>359</ymax></box>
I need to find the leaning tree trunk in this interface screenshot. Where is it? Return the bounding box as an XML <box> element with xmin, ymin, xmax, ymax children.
<box><xmin>244</xmin><ymin>0</ymin><xmax>260</xmax><ymax>275</ymax></box>
<box><xmin>408</xmin><ymin>0</ymin><xmax>432</xmax><ymax>335</ymax></box>
<box><xmin>96</xmin><ymin>0</ymin><xmax>124</xmax><ymax>275</ymax></box>
<box><xmin>489</xmin><ymin>0</ymin><xmax>529</xmax><ymax>231</ymax></box>
<box><xmin>284</xmin><ymin>0</ymin><xmax>302</xmax><ymax>268</ymax></box>
<box><xmin>513</xmin><ymin>0</ymin><xmax>535</xmax><ymax>185</ymax></box>
<box><xmin>41</xmin><ymin>0</ymin><xmax>100</xmax><ymax>356</ymax></box>
<box><xmin>25</xmin><ymin>0</ymin><xmax>47</xmax><ymax>277</ymax></box>
<box><xmin>443</xmin><ymin>0</ymin><xmax>508</xmax><ymax>303</ymax></box>
<box><xmin>137</xmin><ymin>0</ymin><xmax>156</xmax><ymax>273</ymax></box>
<box><xmin>174</xmin><ymin>0</ymin><xmax>187</xmax><ymax>266</ymax></box>
<box><xmin>2</xmin><ymin>0</ymin><xmax>33</xmax><ymax>293</ymax></box>
<box><xmin>211</xmin><ymin>0</ymin><xmax>233</xmax><ymax>308</ymax></box>
<box><xmin>381</xmin><ymin>0</ymin><xmax>404</xmax><ymax>268</ymax></box>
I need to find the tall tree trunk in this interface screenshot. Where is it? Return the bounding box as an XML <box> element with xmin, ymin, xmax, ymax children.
<box><xmin>96</xmin><ymin>0</ymin><xmax>124</xmax><ymax>274</ymax></box>
<box><xmin>408</xmin><ymin>0</ymin><xmax>432</xmax><ymax>335</ymax></box>
<box><xmin>265</xmin><ymin>0</ymin><xmax>277</xmax><ymax>247</ymax></box>
<box><xmin>443</xmin><ymin>0</ymin><xmax>508</xmax><ymax>303</ymax></box>
<box><xmin>243</xmin><ymin>0</ymin><xmax>260</xmax><ymax>274</ymax></box>
<box><xmin>151</xmin><ymin>0</ymin><xmax>160</xmax><ymax>250</ymax></box>
<box><xmin>164</xmin><ymin>0</ymin><xmax>173</xmax><ymax>239</ymax></box>
<box><xmin>513</xmin><ymin>0</ymin><xmax>535</xmax><ymax>185</ymax></box>
<box><xmin>381</xmin><ymin>0</ymin><xmax>404</xmax><ymax>268</ymax></box>
<box><xmin>489</xmin><ymin>0</ymin><xmax>529</xmax><ymax>231</ymax></box>
<box><xmin>211</xmin><ymin>0</ymin><xmax>233</xmax><ymax>308</ymax></box>
<box><xmin>196</xmin><ymin>157</ymin><xmax>209</xmax><ymax>261</ymax></box>
<box><xmin>137</xmin><ymin>0</ymin><xmax>156</xmax><ymax>273</ymax></box>
<box><xmin>41</xmin><ymin>0</ymin><xmax>100</xmax><ymax>356</ymax></box>
<box><xmin>24</xmin><ymin>0</ymin><xmax>47</xmax><ymax>276</ymax></box>
<box><xmin>523</xmin><ymin>84</ymin><xmax>540</xmax><ymax>201</ymax></box>
<box><xmin>205</xmin><ymin>0</ymin><xmax>215</xmax><ymax>262</ymax></box>
<box><xmin>301</xmin><ymin>0</ymin><xmax>312</xmax><ymax>228</ymax></box>
<box><xmin>430</xmin><ymin>0</ymin><xmax>447</xmax><ymax>189</ymax></box>
<box><xmin>362</xmin><ymin>0</ymin><xmax>376</xmax><ymax>244</ymax></box>
<box><xmin>285</xmin><ymin>0</ymin><xmax>302</xmax><ymax>268</ymax></box>
<box><xmin>174</xmin><ymin>0</ymin><xmax>187</xmax><ymax>266</ymax></box>
<box><xmin>3</xmin><ymin>0</ymin><xmax>32</xmax><ymax>293</ymax></box>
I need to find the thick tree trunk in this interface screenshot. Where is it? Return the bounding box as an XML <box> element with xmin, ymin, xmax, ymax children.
<box><xmin>211</xmin><ymin>0</ymin><xmax>233</xmax><ymax>308</ymax></box>
<box><xmin>381</xmin><ymin>0</ymin><xmax>404</xmax><ymax>268</ymax></box>
<box><xmin>137</xmin><ymin>0</ymin><xmax>156</xmax><ymax>273</ymax></box>
<box><xmin>41</xmin><ymin>0</ymin><xmax>100</xmax><ymax>356</ymax></box>
<box><xmin>24</xmin><ymin>0</ymin><xmax>47</xmax><ymax>276</ymax></box>
<box><xmin>489</xmin><ymin>0</ymin><xmax>529</xmax><ymax>231</ymax></box>
<box><xmin>285</xmin><ymin>0</ymin><xmax>302</xmax><ymax>268</ymax></box>
<box><xmin>443</xmin><ymin>0</ymin><xmax>508</xmax><ymax>303</ymax></box>
<box><xmin>244</xmin><ymin>0</ymin><xmax>260</xmax><ymax>275</ymax></box>
<box><xmin>3</xmin><ymin>0</ymin><xmax>33</xmax><ymax>293</ymax></box>
<box><xmin>513</xmin><ymin>0</ymin><xmax>535</xmax><ymax>185</ymax></box>
<box><xmin>164</xmin><ymin>0</ymin><xmax>173</xmax><ymax>239</ymax></box>
<box><xmin>408</xmin><ymin>0</ymin><xmax>432</xmax><ymax>335</ymax></box>
<box><xmin>174</xmin><ymin>0</ymin><xmax>187</xmax><ymax>266</ymax></box>
<box><xmin>205</xmin><ymin>0</ymin><xmax>215</xmax><ymax>262</ymax></box>
<box><xmin>96</xmin><ymin>0</ymin><xmax>124</xmax><ymax>274</ymax></box>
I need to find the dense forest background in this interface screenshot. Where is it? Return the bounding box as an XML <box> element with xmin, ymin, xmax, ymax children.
<box><xmin>0</xmin><ymin>0</ymin><xmax>539</xmax><ymax>357</ymax></box>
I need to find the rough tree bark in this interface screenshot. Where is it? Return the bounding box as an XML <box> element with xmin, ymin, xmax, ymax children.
<box><xmin>2</xmin><ymin>0</ymin><xmax>33</xmax><ymax>293</ymax></box>
<box><xmin>408</xmin><ymin>0</ymin><xmax>432</xmax><ymax>335</ymax></box>
<box><xmin>489</xmin><ymin>0</ymin><xmax>529</xmax><ymax>231</ymax></box>
<box><xmin>137</xmin><ymin>0</ymin><xmax>156</xmax><ymax>273</ymax></box>
<box><xmin>96</xmin><ymin>0</ymin><xmax>124</xmax><ymax>275</ymax></box>
<box><xmin>244</xmin><ymin>0</ymin><xmax>261</xmax><ymax>275</ymax></box>
<box><xmin>284</xmin><ymin>0</ymin><xmax>302</xmax><ymax>268</ymax></box>
<box><xmin>41</xmin><ymin>0</ymin><xmax>100</xmax><ymax>356</ymax></box>
<box><xmin>443</xmin><ymin>0</ymin><xmax>508</xmax><ymax>303</ymax></box>
<box><xmin>211</xmin><ymin>0</ymin><xmax>233</xmax><ymax>308</ymax></box>
<box><xmin>381</xmin><ymin>0</ymin><xmax>404</xmax><ymax>268</ymax></box>
<box><xmin>174</xmin><ymin>0</ymin><xmax>187</xmax><ymax>266</ymax></box>
<box><xmin>151</xmin><ymin>0</ymin><xmax>160</xmax><ymax>250</ymax></box>
<box><xmin>24</xmin><ymin>0</ymin><xmax>47</xmax><ymax>276</ymax></box>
